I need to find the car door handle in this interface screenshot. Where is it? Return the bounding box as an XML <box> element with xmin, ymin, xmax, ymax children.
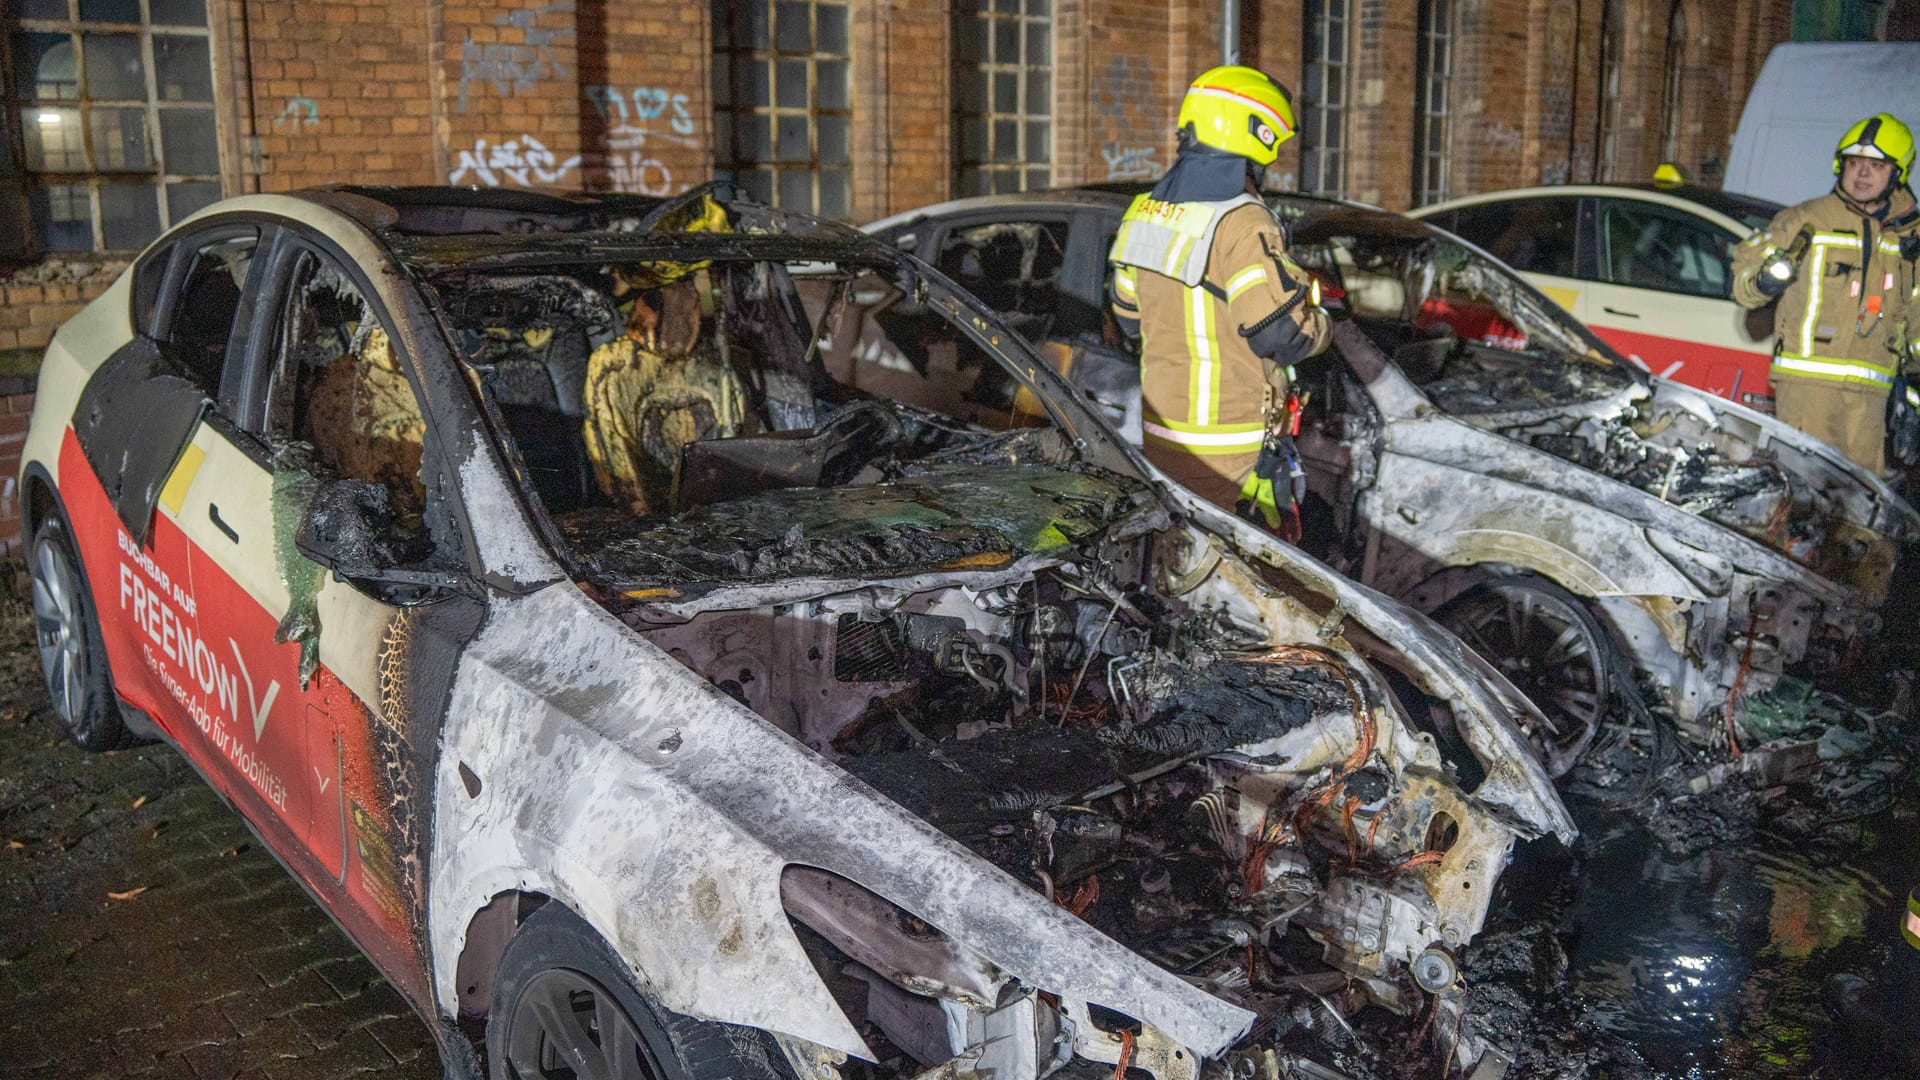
<box><xmin>208</xmin><ymin>503</ymin><xmax>239</xmax><ymax>543</ymax></box>
<box><xmin>1602</xmin><ymin>306</ymin><xmax>1640</xmax><ymax>318</ymax></box>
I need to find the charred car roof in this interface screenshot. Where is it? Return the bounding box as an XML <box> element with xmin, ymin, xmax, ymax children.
<box><xmin>309</xmin><ymin>183</ymin><xmax>893</xmax><ymax>271</ymax></box>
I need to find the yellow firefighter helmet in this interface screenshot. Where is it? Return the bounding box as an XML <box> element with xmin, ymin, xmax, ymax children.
<box><xmin>1176</xmin><ymin>66</ymin><xmax>1297</xmax><ymax>167</ymax></box>
<box><xmin>1834</xmin><ymin>113</ymin><xmax>1915</xmax><ymax>186</ymax></box>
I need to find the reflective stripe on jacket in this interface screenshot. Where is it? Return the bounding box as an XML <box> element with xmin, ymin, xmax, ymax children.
<box><xmin>1108</xmin><ymin>199</ymin><xmax>1329</xmax><ymax>456</ymax></box>
<box><xmin>1732</xmin><ymin>190</ymin><xmax>1920</xmax><ymax>388</ymax></box>
<box><xmin>1109</xmin><ymin>193</ymin><xmax>1266</xmax><ymax>287</ymax></box>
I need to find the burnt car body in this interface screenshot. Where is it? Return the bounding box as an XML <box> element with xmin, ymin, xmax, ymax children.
<box><xmin>21</xmin><ymin>185</ymin><xmax>1573</xmax><ymax>1079</ymax></box>
<box><xmin>858</xmin><ymin>191</ymin><xmax>1920</xmax><ymax>774</ymax></box>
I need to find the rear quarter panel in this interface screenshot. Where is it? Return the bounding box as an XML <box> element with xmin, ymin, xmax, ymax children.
<box><xmin>21</xmin><ymin>271</ymin><xmax>136</xmax><ymax>500</ymax></box>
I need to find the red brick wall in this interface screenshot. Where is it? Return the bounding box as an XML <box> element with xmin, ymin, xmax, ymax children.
<box><xmin>62</xmin><ymin>0</ymin><xmax>1807</xmax><ymax>218</ymax></box>
<box><xmin>0</xmin><ymin>390</ymin><xmax>37</xmax><ymax>557</ymax></box>
<box><xmin>1348</xmin><ymin>0</ymin><xmax>1417</xmax><ymax>209</ymax></box>
<box><xmin>0</xmin><ymin>272</ymin><xmax>123</xmax><ymax>353</ymax></box>
<box><xmin>851</xmin><ymin>0</ymin><xmax>949</xmax><ymax>219</ymax></box>
<box><xmin>235</xmin><ymin>0</ymin><xmax>438</xmax><ymax>190</ymax></box>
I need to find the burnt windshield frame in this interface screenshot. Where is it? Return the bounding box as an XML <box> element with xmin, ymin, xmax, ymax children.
<box><xmin>1293</xmin><ymin>206</ymin><xmax>1645</xmax><ymax>384</ymax></box>
<box><xmin>408</xmin><ymin>241</ymin><xmax>1154</xmax><ymax>581</ymax></box>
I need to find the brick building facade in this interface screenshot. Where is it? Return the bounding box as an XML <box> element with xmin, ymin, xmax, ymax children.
<box><xmin>0</xmin><ymin>0</ymin><xmax>1807</xmax><ymax>341</ymax></box>
<box><xmin>0</xmin><ymin>0</ymin><xmax>1806</xmax><ymax>544</ymax></box>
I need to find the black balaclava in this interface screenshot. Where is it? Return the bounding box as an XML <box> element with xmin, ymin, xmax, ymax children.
<box><xmin>1149</xmin><ymin>129</ymin><xmax>1262</xmax><ymax>204</ymax></box>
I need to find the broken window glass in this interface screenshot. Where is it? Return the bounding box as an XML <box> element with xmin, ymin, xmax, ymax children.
<box><xmin>7</xmin><ymin>5</ymin><xmax>219</xmax><ymax>251</ymax></box>
<box><xmin>274</xmin><ymin>254</ymin><xmax>429</xmax><ymax>520</ymax></box>
<box><xmin>933</xmin><ymin>219</ymin><xmax>1068</xmax><ymax>342</ymax></box>
<box><xmin>166</xmin><ymin>229</ymin><xmax>256</xmax><ymax>394</ymax></box>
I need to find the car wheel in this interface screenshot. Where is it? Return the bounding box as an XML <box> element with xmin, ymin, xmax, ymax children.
<box><xmin>487</xmin><ymin>902</ymin><xmax>795</xmax><ymax>1080</ymax></box>
<box><xmin>1437</xmin><ymin>576</ymin><xmax>1613</xmax><ymax>776</ymax></box>
<box><xmin>30</xmin><ymin>512</ymin><xmax>128</xmax><ymax>751</ymax></box>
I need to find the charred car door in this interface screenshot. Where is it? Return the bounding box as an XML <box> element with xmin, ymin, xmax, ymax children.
<box><xmin>68</xmin><ymin>223</ymin><xmax>268</xmax><ymax>803</ymax></box>
<box><xmin>179</xmin><ymin>227</ymin><xmax>462</xmax><ymax>991</ymax></box>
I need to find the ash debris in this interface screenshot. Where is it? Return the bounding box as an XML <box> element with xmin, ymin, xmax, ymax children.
<box><xmin>1525</xmin><ymin>415</ymin><xmax>1800</xmax><ymax>541</ymax></box>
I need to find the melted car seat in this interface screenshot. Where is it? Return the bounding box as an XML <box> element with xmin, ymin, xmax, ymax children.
<box><xmin>582</xmin><ymin>280</ymin><xmax>747</xmax><ymax>515</ymax></box>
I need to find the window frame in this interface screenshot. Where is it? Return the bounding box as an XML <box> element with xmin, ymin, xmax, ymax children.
<box><xmin>9</xmin><ymin>0</ymin><xmax>224</xmax><ymax>255</ymax></box>
<box><xmin>144</xmin><ymin>220</ymin><xmax>266</xmax><ymax>407</ymax></box>
<box><xmin>712</xmin><ymin>0</ymin><xmax>853</xmax><ymax>220</ymax></box>
<box><xmin>951</xmin><ymin>0</ymin><xmax>1053</xmax><ymax>197</ymax></box>
<box><xmin>924</xmin><ymin>210</ymin><xmax>1081</xmax><ymax>345</ymax></box>
<box><xmin>1300</xmin><ymin>0</ymin><xmax>1351</xmax><ymax>198</ymax></box>
<box><xmin>1444</xmin><ymin>196</ymin><xmax>1584</xmax><ymax>281</ymax></box>
<box><xmin>1593</xmin><ymin>197</ymin><xmax>1733</xmax><ymax>299</ymax></box>
<box><xmin>1596</xmin><ymin>0</ymin><xmax>1624</xmax><ymax>183</ymax></box>
<box><xmin>1658</xmin><ymin>0</ymin><xmax>1687</xmax><ymax>167</ymax></box>
<box><xmin>1412</xmin><ymin>0</ymin><xmax>1454</xmax><ymax>207</ymax></box>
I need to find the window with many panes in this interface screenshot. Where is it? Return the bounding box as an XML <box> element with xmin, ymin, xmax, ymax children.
<box><xmin>1412</xmin><ymin>0</ymin><xmax>1453</xmax><ymax>206</ymax></box>
<box><xmin>9</xmin><ymin>0</ymin><xmax>222</xmax><ymax>254</ymax></box>
<box><xmin>712</xmin><ymin>1</ymin><xmax>851</xmax><ymax>220</ymax></box>
<box><xmin>1300</xmin><ymin>0</ymin><xmax>1348</xmax><ymax>197</ymax></box>
<box><xmin>1596</xmin><ymin>0</ymin><xmax>1623</xmax><ymax>182</ymax></box>
<box><xmin>953</xmin><ymin>0</ymin><xmax>1051</xmax><ymax>197</ymax></box>
<box><xmin>1659</xmin><ymin>0</ymin><xmax>1686</xmax><ymax>167</ymax></box>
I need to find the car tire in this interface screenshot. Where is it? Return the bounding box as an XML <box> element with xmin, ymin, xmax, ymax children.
<box><xmin>29</xmin><ymin>512</ymin><xmax>129</xmax><ymax>751</ymax></box>
<box><xmin>487</xmin><ymin>901</ymin><xmax>797</xmax><ymax>1080</ymax></box>
<box><xmin>1436</xmin><ymin>575</ymin><xmax>1615</xmax><ymax>777</ymax></box>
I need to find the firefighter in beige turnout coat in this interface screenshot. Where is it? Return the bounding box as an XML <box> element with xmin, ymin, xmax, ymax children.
<box><xmin>1733</xmin><ymin>113</ymin><xmax>1920</xmax><ymax>475</ymax></box>
<box><xmin>1107</xmin><ymin>67</ymin><xmax>1330</xmax><ymax>528</ymax></box>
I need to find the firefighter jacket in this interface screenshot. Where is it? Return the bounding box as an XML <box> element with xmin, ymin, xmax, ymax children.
<box><xmin>1732</xmin><ymin>188</ymin><xmax>1920</xmax><ymax>471</ymax></box>
<box><xmin>1105</xmin><ymin>192</ymin><xmax>1330</xmax><ymax>500</ymax></box>
<box><xmin>1733</xmin><ymin>188</ymin><xmax>1920</xmax><ymax>385</ymax></box>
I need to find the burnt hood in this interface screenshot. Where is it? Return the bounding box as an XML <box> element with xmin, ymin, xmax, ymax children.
<box><xmin>562</xmin><ymin>463</ymin><xmax>1151</xmax><ymax>600</ymax></box>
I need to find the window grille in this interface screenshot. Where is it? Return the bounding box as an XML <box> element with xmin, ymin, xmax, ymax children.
<box><xmin>953</xmin><ymin>0</ymin><xmax>1051</xmax><ymax>197</ymax></box>
<box><xmin>8</xmin><ymin>0</ymin><xmax>222</xmax><ymax>253</ymax></box>
<box><xmin>712</xmin><ymin>0</ymin><xmax>852</xmax><ymax>220</ymax></box>
<box><xmin>1413</xmin><ymin>0</ymin><xmax>1453</xmax><ymax>206</ymax></box>
<box><xmin>1659</xmin><ymin>0</ymin><xmax>1686</xmax><ymax>167</ymax></box>
<box><xmin>1596</xmin><ymin>0</ymin><xmax>1623</xmax><ymax>182</ymax></box>
<box><xmin>1300</xmin><ymin>0</ymin><xmax>1349</xmax><ymax>197</ymax></box>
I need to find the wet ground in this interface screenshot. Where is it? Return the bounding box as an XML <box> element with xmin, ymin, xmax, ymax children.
<box><xmin>0</xmin><ymin>603</ymin><xmax>437</xmax><ymax>1079</ymax></box>
<box><xmin>4</xmin><ymin>577</ymin><xmax>1920</xmax><ymax>1079</ymax></box>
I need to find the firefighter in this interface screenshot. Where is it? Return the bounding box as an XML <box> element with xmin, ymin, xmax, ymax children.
<box><xmin>1107</xmin><ymin>66</ymin><xmax>1331</xmax><ymax>537</ymax></box>
<box><xmin>1732</xmin><ymin>113</ymin><xmax>1920</xmax><ymax>475</ymax></box>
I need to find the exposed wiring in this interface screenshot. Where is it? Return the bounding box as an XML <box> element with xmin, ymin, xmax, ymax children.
<box><xmin>1111</xmin><ymin>1030</ymin><xmax>1136</xmax><ymax>1080</ymax></box>
<box><xmin>1724</xmin><ymin>607</ymin><xmax>1757</xmax><ymax>759</ymax></box>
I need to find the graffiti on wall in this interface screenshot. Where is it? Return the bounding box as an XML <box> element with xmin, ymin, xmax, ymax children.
<box><xmin>272</xmin><ymin>97</ymin><xmax>319</xmax><ymax>132</ymax></box>
<box><xmin>458</xmin><ymin>1</ymin><xmax>576</xmax><ymax>113</ymax></box>
<box><xmin>1094</xmin><ymin>56</ymin><xmax>1163</xmax><ymax>182</ymax></box>
<box><xmin>585</xmin><ymin>86</ymin><xmax>695</xmax><ymax>135</ymax></box>
<box><xmin>1100</xmin><ymin>146</ymin><xmax>1158</xmax><ymax>180</ymax></box>
<box><xmin>584</xmin><ymin>85</ymin><xmax>696</xmax><ymax>196</ymax></box>
<box><xmin>449</xmin><ymin>134</ymin><xmax>581</xmax><ymax>187</ymax></box>
<box><xmin>1484</xmin><ymin>123</ymin><xmax>1524</xmax><ymax>153</ymax></box>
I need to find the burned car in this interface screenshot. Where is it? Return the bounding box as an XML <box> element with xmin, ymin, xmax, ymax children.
<box><xmin>859</xmin><ymin>192</ymin><xmax>1920</xmax><ymax>775</ymax></box>
<box><xmin>22</xmin><ymin>184</ymin><xmax>1572</xmax><ymax>1080</ymax></box>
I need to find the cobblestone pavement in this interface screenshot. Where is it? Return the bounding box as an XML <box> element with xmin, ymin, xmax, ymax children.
<box><xmin>0</xmin><ymin>606</ymin><xmax>440</xmax><ymax>1080</ymax></box>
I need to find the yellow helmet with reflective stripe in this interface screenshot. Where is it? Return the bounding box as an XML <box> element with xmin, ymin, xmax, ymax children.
<box><xmin>1176</xmin><ymin>66</ymin><xmax>1297</xmax><ymax>167</ymax></box>
<box><xmin>1834</xmin><ymin>113</ymin><xmax>1914</xmax><ymax>185</ymax></box>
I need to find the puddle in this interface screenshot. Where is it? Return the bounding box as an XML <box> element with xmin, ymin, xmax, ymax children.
<box><xmin>1490</xmin><ymin>788</ymin><xmax>1920</xmax><ymax>1077</ymax></box>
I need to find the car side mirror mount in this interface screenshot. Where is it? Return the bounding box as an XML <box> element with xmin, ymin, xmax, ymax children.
<box><xmin>295</xmin><ymin>478</ymin><xmax>473</xmax><ymax>606</ymax></box>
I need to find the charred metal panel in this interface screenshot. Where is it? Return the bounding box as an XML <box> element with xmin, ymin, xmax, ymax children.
<box><xmin>71</xmin><ymin>336</ymin><xmax>208</xmax><ymax>545</ymax></box>
<box><xmin>429</xmin><ymin>583</ymin><xmax>1257</xmax><ymax>1061</ymax></box>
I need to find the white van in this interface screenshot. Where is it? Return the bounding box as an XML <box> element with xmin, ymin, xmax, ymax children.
<box><xmin>1724</xmin><ymin>42</ymin><xmax>1920</xmax><ymax>205</ymax></box>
